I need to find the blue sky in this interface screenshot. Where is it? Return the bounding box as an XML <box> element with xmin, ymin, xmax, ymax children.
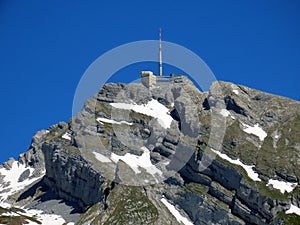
<box><xmin>0</xmin><ymin>0</ymin><xmax>300</xmax><ymax>163</ymax></box>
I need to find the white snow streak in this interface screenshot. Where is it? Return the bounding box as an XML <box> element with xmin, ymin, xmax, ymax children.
<box><xmin>0</xmin><ymin>161</ymin><xmax>45</xmax><ymax>201</ymax></box>
<box><xmin>0</xmin><ymin>212</ymin><xmax>19</xmax><ymax>216</ymax></box>
<box><xmin>110</xmin><ymin>99</ymin><xmax>173</xmax><ymax>129</ymax></box>
<box><xmin>242</xmin><ymin>123</ymin><xmax>267</xmax><ymax>141</ymax></box>
<box><xmin>161</xmin><ymin>198</ymin><xmax>193</xmax><ymax>225</ymax></box>
<box><xmin>267</xmin><ymin>179</ymin><xmax>297</xmax><ymax>194</ymax></box>
<box><xmin>210</xmin><ymin>148</ymin><xmax>261</xmax><ymax>181</ymax></box>
<box><xmin>111</xmin><ymin>146</ymin><xmax>162</xmax><ymax>176</ymax></box>
<box><xmin>286</xmin><ymin>204</ymin><xmax>300</xmax><ymax>216</ymax></box>
<box><xmin>62</xmin><ymin>132</ymin><xmax>71</xmax><ymax>140</ymax></box>
<box><xmin>96</xmin><ymin>117</ymin><xmax>133</xmax><ymax>125</ymax></box>
<box><xmin>93</xmin><ymin>152</ymin><xmax>112</xmax><ymax>163</ymax></box>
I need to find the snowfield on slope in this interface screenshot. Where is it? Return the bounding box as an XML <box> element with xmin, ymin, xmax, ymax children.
<box><xmin>267</xmin><ymin>179</ymin><xmax>298</xmax><ymax>194</ymax></box>
<box><xmin>286</xmin><ymin>204</ymin><xmax>300</xmax><ymax>216</ymax></box>
<box><xmin>110</xmin><ymin>99</ymin><xmax>173</xmax><ymax>129</ymax></box>
<box><xmin>96</xmin><ymin>117</ymin><xmax>133</xmax><ymax>125</ymax></box>
<box><xmin>24</xmin><ymin>208</ymin><xmax>75</xmax><ymax>225</ymax></box>
<box><xmin>161</xmin><ymin>197</ymin><xmax>193</xmax><ymax>225</ymax></box>
<box><xmin>242</xmin><ymin>123</ymin><xmax>267</xmax><ymax>142</ymax></box>
<box><xmin>0</xmin><ymin>161</ymin><xmax>45</xmax><ymax>201</ymax></box>
<box><xmin>110</xmin><ymin>146</ymin><xmax>162</xmax><ymax>176</ymax></box>
<box><xmin>93</xmin><ymin>152</ymin><xmax>112</xmax><ymax>163</ymax></box>
<box><xmin>0</xmin><ymin>207</ymin><xmax>75</xmax><ymax>225</ymax></box>
<box><xmin>210</xmin><ymin>148</ymin><xmax>261</xmax><ymax>181</ymax></box>
<box><xmin>0</xmin><ymin>162</ymin><xmax>75</xmax><ymax>225</ymax></box>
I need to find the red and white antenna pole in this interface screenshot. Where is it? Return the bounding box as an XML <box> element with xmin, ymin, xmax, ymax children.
<box><xmin>159</xmin><ymin>28</ymin><xmax>162</xmax><ymax>77</ymax></box>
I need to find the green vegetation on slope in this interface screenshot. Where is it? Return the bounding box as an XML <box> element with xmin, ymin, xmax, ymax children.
<box><xmin>78</xmin><ymin>185</ymin><xmax>158</xmax><ymax>225</ymax></box>
<box><xmin>275</xmin><ymin>212</ymin><xmax>300</xmax><ymax>225</ymax></box>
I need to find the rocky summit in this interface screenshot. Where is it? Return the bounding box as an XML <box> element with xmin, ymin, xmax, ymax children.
<box><xmin>0</xmin><ymin>76</ymin><xmax>300</xmax><ymax>225</ymax></box>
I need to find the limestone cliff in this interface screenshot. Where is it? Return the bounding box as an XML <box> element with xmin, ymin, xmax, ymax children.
<box><xmin>0</xmin><ymin>76</ymin><xmax>299</xmax><ymax>225</ymax></box>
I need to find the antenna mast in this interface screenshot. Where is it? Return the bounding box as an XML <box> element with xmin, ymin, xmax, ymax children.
<box><xmin>159</xmin><ymin>28</ymin><xmax>162</xmax><ymax>77</ymax></box>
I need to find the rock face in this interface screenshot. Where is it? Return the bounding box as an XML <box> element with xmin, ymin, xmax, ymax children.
<box><xmin>18</xmin><ymin>129</ymin><xmax>47</xmax><ymax>176</ymax></box>
<box><xmin>42</xmin><ymin>141</ymin><xmax>108</xmax><ymax>209</ymax></box>
<box><xmin>0</xmin><ymin>76</ymin><xmax>300</xmax><ymax>225</ymax></box>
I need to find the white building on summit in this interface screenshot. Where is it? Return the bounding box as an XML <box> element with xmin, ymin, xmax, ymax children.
<box><xmin>140</xmin><ymin>71</ymin><xmax>157</xmax><ymax>87</ymax></box>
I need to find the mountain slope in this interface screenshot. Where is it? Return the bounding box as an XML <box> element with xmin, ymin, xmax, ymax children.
<box><xmin>0</xmin><ymin>76</ymin><xmax>299</xmax><ymax>225</ymax></box>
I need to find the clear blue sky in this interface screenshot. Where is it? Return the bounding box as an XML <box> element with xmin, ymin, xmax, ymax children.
<box><xmin>0</xmin><ymin>0</ymin><xmax>300</xmax><ymax>163</ymax></box>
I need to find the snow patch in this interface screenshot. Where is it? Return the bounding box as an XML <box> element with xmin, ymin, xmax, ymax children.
<box><xmin>286</xmin><ymin>204</ymin><xmax>300</xmax><ymax>216</ymax></box>
<box><xmin>232</xmin><ymin>89</ymin><xmax>239</xmax><ymax>95</ymax></box>
<box><xmin>242</xmin><ymin>123</ymin><xmax>267</xmax><ymax>141</ymax></box>
<box><xmin>267</xmin><ymin>179</ymin><xmax>297</xmax><ymax>194</ymax></box>
<box><xmin>0</xmin><ymin>212</ymin><xmax>19</xmax><ymax>216</ymax></box>
<box><xmin>0</xmin><ymin>202</ymin><xmax>11</xmax><ymax>208</ymax></box>
<box><xmin>210</xmin><ymin>148</ymin><xmax>261</xmax><ymax>181</ymax></box>
<box><xmin>24</xmin><ymin>208</ymin><xmax>70</xmax><ymax>225</ymax></box>
<box><xmin>220</xmin><ymin>109</ymin><xmax>231</xmax><ymax>117</ymax></box>
<box><xmin>161</xmin><ymin>198</ymin><xmax>193</xmax><ymax>225</ymax></box>
<box><xmin>111</xmin><ymin>146</ymin><xmax>162</xmax><ymax>176</ymax></box>
<box><xmin>96</xmin><ymin>117</ymin><xmax>133</xmax><ymax>125</ymax></box>
<box><xmin>0</xmin><ymin>206</ymin><xmax>74</xmax><ymax>225</ymax></box>
<box><xmin>0</xmin><ymin>161</ymin><xmax>45</xmax><ymax>201</ymax></box>
<box><xmin>62</xmin><ymin>132</ymin><xmax>71</xmax><ymax>140</ymax></box>
<box><xmin>110</xmin><ymin>99</ymin><xmax>173</xmax><ymax>129</ymax></box>
<box><xmin>93</xmin><ymin>152</ymin><xmax>112</xmax><ymax>163</ymax></box>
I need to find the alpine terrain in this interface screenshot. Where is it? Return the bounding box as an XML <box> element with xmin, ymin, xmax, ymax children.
<box><xmin>0</xmin><ymin>76</ymin><xmax>300</xmax><ymax>225</ymax></box>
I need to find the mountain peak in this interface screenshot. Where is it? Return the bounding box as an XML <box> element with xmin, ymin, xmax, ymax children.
<box><xmin>1</xmin><ymin>77</ymin><xmax>299</xmax><ymax>224</ymax></box>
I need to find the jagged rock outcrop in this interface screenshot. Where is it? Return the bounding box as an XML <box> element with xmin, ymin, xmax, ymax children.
<box><xmin>1</xmin><ymin>76</ymin><xmax>299</xmax><ymax>225</ymax></box>
<box><xmin>42</xmin><ymin>141</ymin><xmax>108</xmax><ymax>209</ymax></box>
<box><xmin>18</xmin><ymin>130</ymin><xmax>47</xmax><ymax>176</ymax></box>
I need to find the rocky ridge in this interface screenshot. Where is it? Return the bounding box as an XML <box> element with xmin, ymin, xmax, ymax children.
<box><xmin>0</xmin><ymin>76</ymin><xmax>300</xmax><ymax>225</ymax></box>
